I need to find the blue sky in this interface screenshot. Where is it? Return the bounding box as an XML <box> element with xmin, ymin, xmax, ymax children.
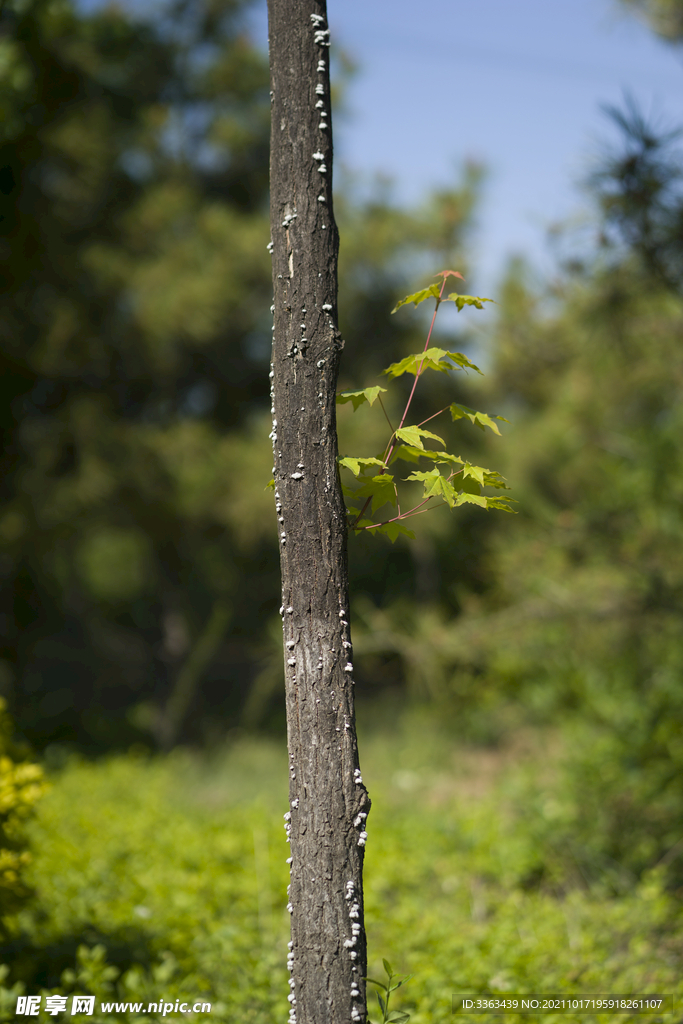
<box><xmin>247</xmin><ymin>0</ymin><xmax>682</xmax><ymax>292</ymax></box>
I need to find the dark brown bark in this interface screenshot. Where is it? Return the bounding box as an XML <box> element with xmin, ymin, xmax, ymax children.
<box><xmin>267</xmin><ymin>3</ymin><xmax>370</xmax><ymax>1023</ymax></box>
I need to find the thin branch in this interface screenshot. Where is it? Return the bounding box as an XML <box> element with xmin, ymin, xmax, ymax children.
<box><xmin>416</xmin><ymin>403</ymin><xmax>450</xmax><ymax>429</ymax></box>
<box><xmin>377</xmin><ymin>393</ymin><xmax>395</xmax><ymax>434</ymax></box>
<box><xmin>357</xmin><ymin>494</ymin><xmax>438</xmax><ymax>530</ymax></box>
<box><xmin>361</xmin><ymin>504</ymin><xmax>437</xmax><ymax>530</ymax></box>
<box><xmin>350</xmin><ymin>495</ymin><xmax>372</xmax><ymax>528</ymax></box>
<box><xmin>383</xmin><ymin>277</ymin><xmax>447</xmax><ymax>469</ymax></box>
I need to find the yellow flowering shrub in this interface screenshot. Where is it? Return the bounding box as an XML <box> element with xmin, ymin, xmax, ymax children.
<box><xmin>0</xmin><ymin>700</ymin><xmax>46</xmax><ymax>920</ymax></box>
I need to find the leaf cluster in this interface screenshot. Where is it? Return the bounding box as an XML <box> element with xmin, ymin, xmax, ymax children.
<box><xmin>337</xmin><ymin>275</ymin><xmax>514</xmax><ymax>541</ymax></box>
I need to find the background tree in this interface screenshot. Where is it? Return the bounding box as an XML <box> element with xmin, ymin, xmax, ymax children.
<box><xmin>0</xmin><ymin>0</ymin><xmax>478</xmax><ymax>754</ymax></box>
<box><xmin>0</xmin><ymin>0</ymin><xmax>274</xmax><ymax>750</ymax></box>
<box><xmin>619</xmin><ymin>0</ymin><xmax>683</xmax><ymax>41</ymax></box>
<box><xmin>266</xmin><ymin>2</ymin><xmax>370</xmax><ymax>1022</ymax></box>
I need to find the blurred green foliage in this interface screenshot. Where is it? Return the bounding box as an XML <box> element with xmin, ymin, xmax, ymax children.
<box><xmin>350</xmin><ymin>101</ymin><xmax>683</xmax><ymax>891</ymax></box>
<box><xmin>1</xmin><ymin>726</ymin><xmax>682</xmax><ymax>1022</ymax></box>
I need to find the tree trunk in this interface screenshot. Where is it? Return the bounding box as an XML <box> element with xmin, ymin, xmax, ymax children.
<box><xmin>267</xmin><ymin>3</ymin><xmax>371</xmax><ymax>1023</ymax></box>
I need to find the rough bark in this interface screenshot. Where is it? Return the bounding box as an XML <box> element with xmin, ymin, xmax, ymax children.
<box><xmin>267</xmin><ymin>3</ymin><xmax>370</xmax><ymax>1023</ymax></box>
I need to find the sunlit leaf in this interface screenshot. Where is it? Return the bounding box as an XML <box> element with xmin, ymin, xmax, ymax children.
<box><xmin>384</xmin><ymin>347</ymin><xmax>479</xmax><ymax>379</ymax></box>
<box><xmin>404</xmin><ymin>468</ymin><xmax>458</xmax><ymax>507</ymax></box>
<box><xmin>446</xmin><ymin>351</ymin><xmax>483</xmax><ymax>374</ymax></box>
<box><xmin>392</xmin><ymin>446</ymin><xmax>463</xmax><ymax>467</ymax></box>
<box><xmin>445</xmin><ymin>292</ymin><xmax>495</xmax><ymax>311</ymax></box>
<box><xmin>462</xmin><ymin>463</ymin><xmax>486</xmax><ymax>486</ymax></box>
<box><xmin>337</xmin><ymin>386</ymin><xmax>388</xmax><ymax>411</ymax></box>
<box><xmin>428</xmin><ymin>451</ymin><xmax>465</xmax><ymax>466</ymax></box>
<box><xmin>390</xmin><ymin>445</ymin><xmax>424</xmax><ymax>465</ymax></box>
<box><xmin>383</xmin><ymin>347</ymin><xmax>448</xmax><ymax>378</ymax></box>
<box><xmin>450</xmin><ymin>402</ymin><xmax>508</xmax><ymax>434</ymax></box>
<box><xmin>339</xmin><ymin>456</ymin><xmax>386</xmax><ymax>477</ymax></box>
<box><xmin>455</xmin><ymin>492</ymin><xmax>488</xmax><ymax>508</ymax></box>
<box><xmin>484</xmin><ymin>496</ymin><xmax>518</xmax><ymax>512</ymax></box>
<box><xmin>395</xmin><ymin>425</ymin><xmax>445</xmax><ymax>450</ymax></box>
<box><xmin>391</xmin><ymin>283</ymin><xmax>440</xmax><ymax>313</ymax></box>
<box><xmin>482</xmin><ymin>470</ymin><xmax>510</xmax><ymax>490</ymax></box>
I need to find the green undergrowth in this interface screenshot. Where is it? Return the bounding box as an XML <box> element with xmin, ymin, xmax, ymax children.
<box><xmin>1</xmin><ymin>716</ymin><xmax>681</xmax><ymax>1023</ymax></box>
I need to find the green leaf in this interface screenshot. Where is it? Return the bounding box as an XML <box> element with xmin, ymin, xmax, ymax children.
<box><xmin>390</xmin><ymin>445</ymin><xmax>424</xmax><ymax>465</ymax></box>
<box><xmin>382</xmin><ymin>347</ymin><xmax>483</xmax><ymax>378</ymax></box>
<box><xmin>392</xmin><ymin>446</ymin><xmax>463</xmax><ymax>468</ymax></box>
<box><xmin>485</xmin><ymin>496</ymin><xmax>518</xmax><ymax>513</ymax></box>
<box><xmin>429</xmin><ymin>451</ymin><xmax>465</xmax><ymax>466</ymax></box>
<box><xmin>266</xmin><ymin>478</ymin><xmax>275</xmax><ymax>490</ymax></box>
<box><xmin>391</xmin><ymin>283</ymin><xmax>440</xmax><ymax>313</ymax></box>
<box><xmin>395</xmin><ymin>425</ymin><xmax>445</xmax><ymax>450</ymax></box>
<box><xmin>372</xmin><ymin>520</ymin><xmax>416</xmax><ymax>543</ymax></box>
<box><xmin>446</xmin><ymin>351</ymin><xmax>483</xmax><ymax>374</ymax></box>
<box><xmin>455</xmin><ymin>492</ymin><xmax>488</xmax><ymax>508</ymax></box>
<box><xmin>450</xmin><ymin>402</ymin><xmax>508</xmax><ymax>435</ymax></box>
<box><xmin>387</xmin><ymin>1013</ymin><xmax>411</xmax><ymax>1024</ymax></box>
<box><xmin>482</xmin><ymin>469</ymin><xmax>510</xmax><ymax>490</ymax></box>
<box><xmin>459</xmin><ymin>474</ymin><xmax>482</xmax><ymax>495</ymax></box>
<box><xmin>404</xmin><ymin>469</ymin><xmax>458</xmax><ymax>508</ymax></box>
<box><xmin>377</xmin><ymin>993</ymin><xmax>387</xmax><ymax>1016</ymax></box>
<box><xmin>365</xmin><ymin>978</ymin><xmax>385</xmax><ymax>990</ymax></box>
<box><xmin>355</xmin><ymin>474</ymin><xmax>397</xmax><ymax>513</ymax></box>
<box><xmin>350</xmin><ymin>517</ymin><xmax>377</xmax><ymax>530</ymax></box>
<box><xmin>462</xmin><ymin>463</ymin><xmax>486</xmax><ymax>486</ymax></box>
<box><xmin>382</xmin><ymin>347</ymin><xmax>451</xmax><ymax>378</ymax></box>
<box><xmin>382</xmin><ymin>960</ymin><xmax>394</xmax><ymax>979</ymax></box>
<box><xmin>337</xmin><ymin>386</ymin><xmax>388</xmax><ymax>411</ymax></box>
<box><xmin>339</xmin><ymin>456</ymin><xmax>386</xmax><ymax>477</ymax></box>
<box><xmin>453</xmin><ymin>463</ymin><xmax>510</xmax><ymax>491</ymax></box>
<box><xmin>445</xmin><ymin>292</ymin><xmax>495</xmax><ymax>311</ymax></box>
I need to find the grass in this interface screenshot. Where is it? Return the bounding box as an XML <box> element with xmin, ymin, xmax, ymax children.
<box><xmin>1</xmin><ymin>711</ymin><xmax>681</xmax><ymax>1023</ymax></box>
